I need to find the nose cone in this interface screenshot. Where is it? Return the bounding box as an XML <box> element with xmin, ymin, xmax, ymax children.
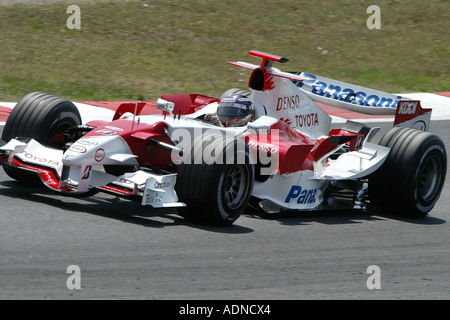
<box><xmin>62</xmin><ymin>135</ymin><xmax>130</xmax><ymax>166</ymax></box>
<box><xmin>63</xmin><ymin>138</ymin><xmax>100</xmax><ymax>166</ymax></box>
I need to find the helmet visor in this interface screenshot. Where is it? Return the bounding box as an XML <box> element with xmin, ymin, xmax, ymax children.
<box><xmin>218</xmin><ymin>113</ymin><xmax>254</xmax><ymax>128</ymax></box>
<box><xmin>217</xmin><ymin>104</ymin><xmax>251</xmax><ymax>118</ymax></box>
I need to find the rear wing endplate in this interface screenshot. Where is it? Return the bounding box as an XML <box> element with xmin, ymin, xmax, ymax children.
<box><xmin>394</xmin><ymin>100</ymin><xmax>432</xmax><ymax>131</ymax></box>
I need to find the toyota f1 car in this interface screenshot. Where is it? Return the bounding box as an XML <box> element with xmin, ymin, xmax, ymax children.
<box><xmin>0</xmin><ymin>50</ymin><xmax>447</xmax><ymax>226</ymax></box>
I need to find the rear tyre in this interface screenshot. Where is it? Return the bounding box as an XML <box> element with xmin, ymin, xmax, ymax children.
<box><xmin>369</xmin><ymin>127</ymin><xmax>446</xmax><ymax>217</ymax></box>
<box><xmin>175</xmin><ymin>133</ymin><xmax>254</xmax><ymax>226</ymax></box>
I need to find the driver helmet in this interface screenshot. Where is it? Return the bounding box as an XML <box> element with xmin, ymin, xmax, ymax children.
<box><xmin>217</xmin><ymin>94</ymin><xmax>255</xmax><ymax>127</ymax></box>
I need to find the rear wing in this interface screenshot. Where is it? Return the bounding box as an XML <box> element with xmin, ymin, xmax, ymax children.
<box><xmin>228</xmin><ymin>50</ymin><xmax>307</xmax><ymax>88</ymax></box>
<box><xmin>229</xmin><ymin>50</ymin><xmax>433</xmax><ymax>132</ymax></box>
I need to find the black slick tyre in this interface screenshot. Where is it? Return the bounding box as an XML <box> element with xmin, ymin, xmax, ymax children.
<box><xmin>2</xmin><ymin>92</ymin><xmax>81</xmax><ymax>149</ymax></box>
<box><xmin>1</xmin><ymin>92</ymin><xmax>81</xmax><ymax>183</ymax></box>
<box><xmin>369</xmin><ymin>127</ymin><xmax>447</xmax><ymax>217</ymax></box>
<box><xmin>175</xmin><ymin>133</ymin><xmax>255</xmax><ymax>226</ymax></box>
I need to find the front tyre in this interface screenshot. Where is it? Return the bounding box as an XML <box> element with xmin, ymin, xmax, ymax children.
<box><xmin>2</xmin><ymin>92</ymin><xmax>81</xmax><ymax>149</ymax></box>
<box><xmin>175</xmin><ymin>134</ymin><xmax>255</xmax><ymax>226</ymax></box>
<box><xmin>369</xmin><ymin>127</ymin><xmax>447</xmax><ymax>217</ymax></box>
<box><xmin>1</xmin><ymin>92</ymin><xmax>82</xmax><ymax>183</ymax></box>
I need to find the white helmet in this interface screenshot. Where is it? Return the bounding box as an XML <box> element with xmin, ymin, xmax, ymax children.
<box><xmin>217</xmin><ymin>94</ymin><xmax>255</xmax><ymax>127</ymax></box>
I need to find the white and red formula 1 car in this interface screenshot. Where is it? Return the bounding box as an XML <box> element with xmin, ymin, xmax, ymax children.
<box><xmin>0</xmin><ymin>50</ymin><xmax>447</xmax><ymax>226</ymax></box>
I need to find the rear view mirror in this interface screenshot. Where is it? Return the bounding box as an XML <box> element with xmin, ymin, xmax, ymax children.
<box><xmin>156</xmin><ymin>98</ymin><xmax>175</xmax><ymax>115</ymax></box>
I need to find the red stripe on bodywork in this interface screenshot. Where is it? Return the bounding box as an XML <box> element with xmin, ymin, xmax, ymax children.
<box><xmin>9</xmin><ymin>157</ymin><xmax>61</xmax><ymax>190</ymax></box>
<box><xmin>0</xmin><ymin>105</ymin><xmax>13</xmax><ymax>122</ymax></box>
<box><xmin>97</xmin><ymin>185</ymin><xmax>134</xmax><ymax>195</ymax></box>
<box><xmin>82</xmin><ymin>95</ymin><xmax>216</xmax><ymax>117</ymax></box>
<box><xmin>249</xmin><ymin>50</ymin><xmax>289</xmax><ymax>65</ymax></box>
<box><xmin>434</xmin><ymin>92</ymin><xmax>450</xmax><ymax>97</ymax></box>
<box><xmin>80</xmin><ymin>101</ymin><xmax>160</xmax><ymax>115</ymax></box>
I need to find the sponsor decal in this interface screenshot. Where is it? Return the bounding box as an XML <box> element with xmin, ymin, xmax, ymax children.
<box><xmin>96</xmin><ymin>129</ymin><xmax>116</xmax><ymax>135</ymax></box>
<box><xmin>116</xmin><ymin>177</ymin><xmax>133</xmax><ymax>185</ymax></box>
<box><xmin>279</xmin><ymin>114</ymin><xmax>320</xmax><ymax>128</ymax></box>
<box><xmin>105</xmin><ymin>125</ymin><xmax>124</xmax><ymax>131</ymax></box>
<box><xmin>94</xmin><ymin>148</ymin><xmax>105</xmax><ymax>162</ymax></box>
<box><xmin>397</xmin><ymin>101</ymin><xmax>418</xmax><ymax>114</ymax></box>
<box><xmin>295</xmin><ymin>113</ymin><xmax>319</xmax><ymax>127</ymax></box>
<box><xmin>76</xmin><ymin>139</ymin><xmax>98</xmax><ymax>146</ymax></box>
<box><xmin>285</xmin><ymin>185</ymin><xmax>318</xmax><ymax>204</ymax></box>
<box><xmin>276</xmin><ymin>95</ymin><xmax>300</xmax><ymax>111</ymax></box>
<box><xmin>81</xmin><ymin>165</ymin><xmax>92</xmax><ymax>180</ymax></box>
<box><xmin>41</xmin><ymin>170</ymin><xmax>58</xmax><ymax>187</ymax></box>
<box><xmin>297</xmin><ymin>72</ymin><xmax>401</xmax><ymax>109</ymax></box>
<box><xmin>68</xmin><ymin>145</ymin><xmax>87</xmax><ymax>153</ymax></box>
<box><xmin>19</xmin><ymin>151</ymin><xmax>60</xmax><ymax>166</ymax></box>
<box><xmin>247</xmin><ymin>140</ymin><xmax>278</xmax><ymax>154</ymax></box>
<box><xmin>145</xmin><ymin>193</ymin><xmax>162</xmax><ymax>204</ymax></box>
<box><xmin>154</xmin><ymin>181</ymin><xmax>171</xmax><ymax>189</ymax></box>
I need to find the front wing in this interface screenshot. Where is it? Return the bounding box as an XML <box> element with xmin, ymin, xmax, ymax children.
<box><xmin>0</xmin><ymin>139</ymin><xmax>185</xmax><ymax>208</ymax></box>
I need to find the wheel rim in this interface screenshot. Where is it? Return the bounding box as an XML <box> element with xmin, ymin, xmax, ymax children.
<box><xmin>48</xmin><ymin>120</ymin><xmax>77</xmax><ymax>149</ymax></box>
<box><xmin>223</xmin><ymin>165</ymin><xmax>249</xmax><ymax>209</ymax></box>
<box><xmin>418</xmin><ymin>156</ymin><xmax>442</xmax><ymax>201</ymax></box>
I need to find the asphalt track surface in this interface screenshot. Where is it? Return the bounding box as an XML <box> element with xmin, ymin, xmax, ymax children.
<box><xmin>0</xmin><ymin>120</ymin><xmax>448</xmax><ymax>300</ymax></box>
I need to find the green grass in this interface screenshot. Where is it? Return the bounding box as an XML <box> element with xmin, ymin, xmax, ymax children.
<box><xmin>0</xmin><ymin>0</ymin><xmax>448</xmax><ymax>101</ymax></box>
